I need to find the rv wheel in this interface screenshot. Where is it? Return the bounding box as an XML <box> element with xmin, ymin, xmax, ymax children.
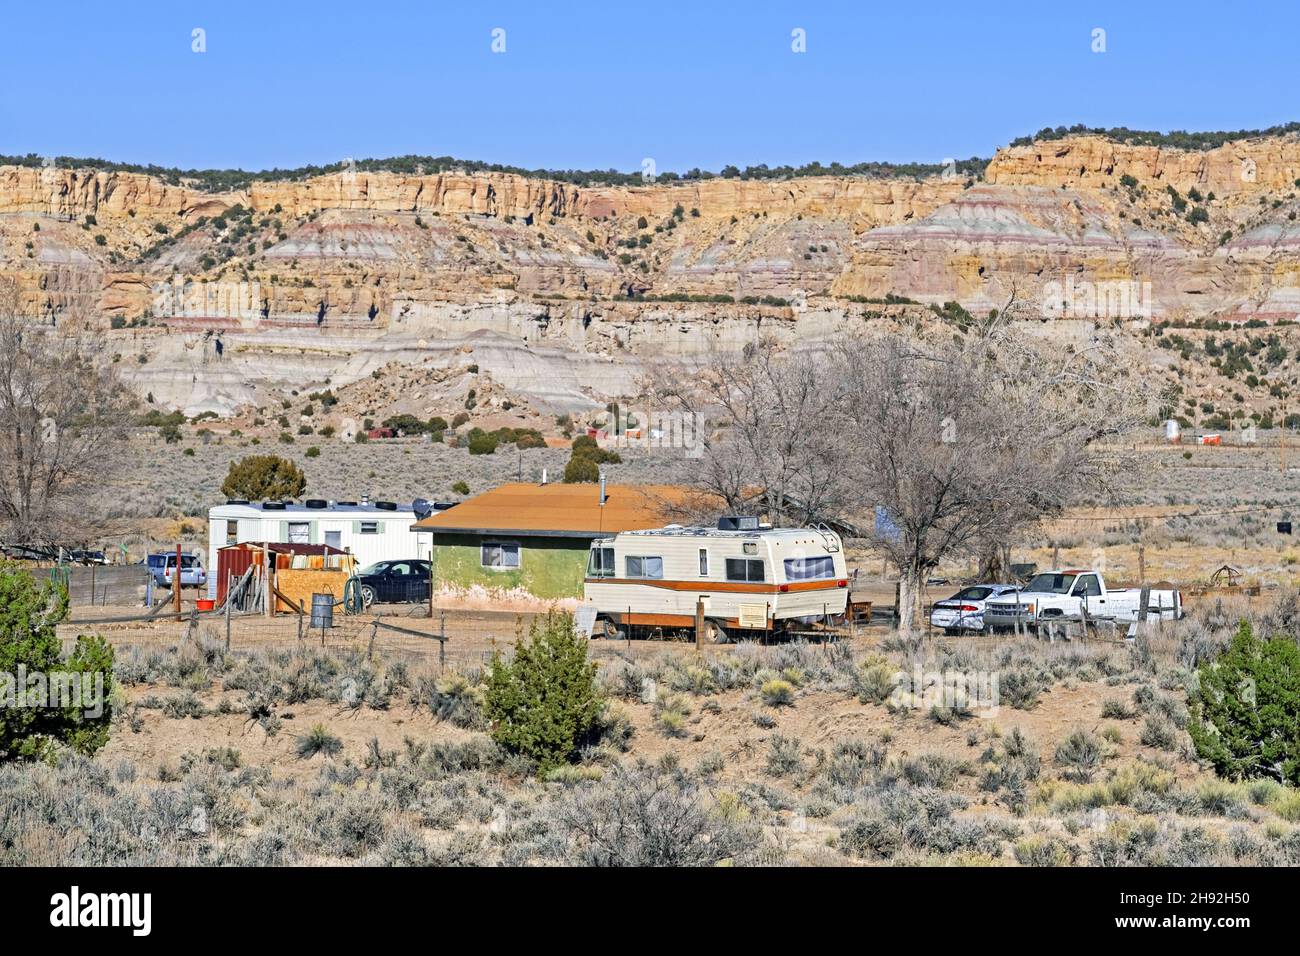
<box><xmin>705</xmin><ymin>620</ymin><xmax>731</xmax><ymax>644</ymax></box>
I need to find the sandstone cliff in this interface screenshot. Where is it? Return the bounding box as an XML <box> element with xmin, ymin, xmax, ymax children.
<box><xmin>4</xmin><ymin>133</ymin><xmax>1300</xmax><ymax>419</ymax></box>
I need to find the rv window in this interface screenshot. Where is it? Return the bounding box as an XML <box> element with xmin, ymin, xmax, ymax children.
<box><xmin>482</xmin><ymin>542</ymin><xmax>521</xmax><ymax>569</ymax></box>
<box><xmin>359</xmin><ymin>521</ymin><xmax>379</xmax><ymax>534</ymax></box>
<box><xmin>699</xmin><ymin>549</ymin><xmax>709</xmax><ymax>576</ymax></box>
<box><xmin>725</xmin><ymin>558</ymin><xmax>765</xmax><ymax>583</ymax></box>
<box><xmin>625</xmin><ymin>556</ymin><xmax>664</xmax><ymax>579</ymax></box>
<box><xmin>784</xmin><ymin>555</ymin><xmax>835</xmax><ymax>580</ymax></box>
<box><xmin>287</xmin><ymin>522</ymin><xmax>310</xmax><ymax>544</ymax></box>
<box><xmin>587</xmin><ymin>547</ymin><xmax>615</xmax><ymax>578</ymax></box>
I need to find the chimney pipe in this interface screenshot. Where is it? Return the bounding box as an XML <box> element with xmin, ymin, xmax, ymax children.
<box><xmin>541</xmin><ymin>468</ymin><xmax>548</xmax><ymax>486</ymax></box>
<box><xmin>599</xmin><ymin>471</ymin><xmax>607</xmax><ymax>506</ymax></box>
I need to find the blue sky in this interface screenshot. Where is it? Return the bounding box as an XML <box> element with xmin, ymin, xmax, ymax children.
<box><xmin>2</xmin><ymin>0</ymin><xmax>1296</xmax><ymax>173</ymax></box>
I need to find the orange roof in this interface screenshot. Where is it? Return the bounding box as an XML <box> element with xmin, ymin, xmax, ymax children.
<box><xmin>412</xmin><ymin>483</ymin><xmax>701</xmax><ymax>537</ymax></box>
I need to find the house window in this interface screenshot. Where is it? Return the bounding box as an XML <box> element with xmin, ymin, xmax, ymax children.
<box><xmin>287</xmin><ymin>522</ymin><xmax>310</xmax><ymax>545</ymax></box>
<box><xmin>225</xmin><ymin>520</ymin><xmax>238</xmax><ymax>545</ymax></box>
<box><xmin>359</xmin><ymin>521</ymin><xmax>379</xmax><ymax>534</ymax></box>
<box><xmin>699</xmin><ymin>549</ymin><xmax>709</xmax><ymax>576</ymax></box>
<box><xmin>625</xmin><ymin>555</ymin><xmax>664</xmax><ymax>579</ymax></box>
<box><xmin>725</xmin><ymin>558</ymin><xmax>765</xmax><ymax>583</ymax></box>
<box><xmin>482</xmin><ymin>541</ymin><xmax>521</xmax><ymax>569</ymax></box>
<box><xmin>783</xmin><ymin>556</ymin><xmax>835</xmax><ymax>580</ymax></box>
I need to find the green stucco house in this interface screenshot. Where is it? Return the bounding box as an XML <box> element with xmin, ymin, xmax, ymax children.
<box><xmin>411</xmin><ymin>481</ymin><xmax>685</xmax><ymax>600</ymax></box>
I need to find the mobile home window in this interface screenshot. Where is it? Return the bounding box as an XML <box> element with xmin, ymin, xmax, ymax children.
<box><xmin>287</xmin><ymin>522</ymin><xmax>310</xmax><ymax>544</ymax></box>
<box><xmin>625</xmin><ymin>556</ymin><xmax>664</xmax><ymax>579</ymax></box>
<box><xmin>225</xmin><ymin>520</ymin><xmax>238</xmax><ymax>545</ymax></box>
<box><xmin>482</xmin><ymin>542</ymin><xmax>520</xmax><ymax>569</ymax></box>
<box><xmin>359</xmin><ymin>521</ymin><xmax>379</xmax><ymax>534</ymax></box>
<box><xmin>725</xmin><ymin>558</ymin><xmax>765</xmax><ymax>583</ymax></box>
<box><xmin>699</xmin><ymin>549</ymin><xmax>709</xmax><ymax>576</ymax></box>
<box><xmin>587</xmin><ymin>547</ymin><xmax>615</xmax><ymax>578</ymax></box>
<box><xmin>783</xmin><ymin>556</ymin><xmax>835</xmax><ymax>581</ymax></box>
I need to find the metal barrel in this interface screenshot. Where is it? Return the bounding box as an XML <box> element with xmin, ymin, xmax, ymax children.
<box><xmin>310</xmin><ymin>592</ymin><xmax>335</xmax><ymax>629</ymax></box>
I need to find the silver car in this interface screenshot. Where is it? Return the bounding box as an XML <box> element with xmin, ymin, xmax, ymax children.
<box><xmin>929</xmin><ymin>584</ymin><xmax>1022</xmax><ymax>634</ymax></box>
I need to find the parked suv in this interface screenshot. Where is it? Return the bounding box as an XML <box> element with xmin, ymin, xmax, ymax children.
<box><xmin>146</xmin><ymin>552</ymin><xmax>207</xmax><ymax>589</ymax></box>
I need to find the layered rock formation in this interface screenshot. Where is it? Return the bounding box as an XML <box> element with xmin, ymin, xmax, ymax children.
<box><xmin>4</xmin><ymin>133</ymin><xmax>1300</xmax><ymax>416</ymax></box>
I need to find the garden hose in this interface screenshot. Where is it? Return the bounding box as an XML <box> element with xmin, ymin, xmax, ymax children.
<box><xmin>341</xmin><ymin>575</ymin><xmax>366</xmax><ymax>615</ymax></box>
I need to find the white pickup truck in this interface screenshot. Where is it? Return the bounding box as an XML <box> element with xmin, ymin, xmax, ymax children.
<box><xmin>983</xmin><ymin>569</ymin><xmax>1181</xmax><ymax>630</ymax></box>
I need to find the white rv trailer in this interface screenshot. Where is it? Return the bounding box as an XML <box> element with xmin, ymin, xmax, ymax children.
<box><xmin>205</xmin><ymin>498</ymin><xmax>433</xmax><ymax>600</ymax></box>
<box><xmin>582</xmin><ymin>519</ymin><xmax>849</xmax><ymax>641</ymax></box>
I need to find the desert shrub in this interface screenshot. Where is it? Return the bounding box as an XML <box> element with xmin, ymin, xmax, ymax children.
<box><xmin>823</xmin><ymin>739</ymin><xmax>887</xmax><ymax>790</ymax></box>
<box><xmin>760</xmin><ymin>678</ymin><xmax>795</xmax><ymax>707</ymax></box>
<box><xmin>766</xmin><ymin>735</ymin><xmax>803</xmax><ymax>777</ymax></box>
<box><xmin>162</xmin><ymin>692</ymin><xmax>205</xmax><ymax>719</ymax></box>
<box><xmin>654</xmin><ymin>693</ymin><xmax>691</xmax><ymax>738</ymax></box>
<box><xmin>1140</xmin><ymin>714</ymin><xmax>1179</xmax><ymax>751</ymax></box>
<box><xmin>220</xmin><ymin>454</ymin><xmax>305</xmax><ymax>500</ymax></box>
<box><xmin>999</xmin><ymin>668</ymin><xmax>1042</xmax><ymax>709</ymax></box>
<box><xmin>1014</xmin><ymin>835</ymin><xmax>1078</xmax><ymax>866</ymax></box>
<box><xmin>1054</xmin><ymin>729</ymin><xmax>1105</xmax><ymax>782</ymax></box>
<box><xmin>1188</xmin><ymin>622</ymin><xmax>1300</xmax><ymax>783</ymax></box>
<box><xmin>554</xmin><ymin>762</ymin><xmax>761</xmax><ymax>866</ymax></box>
<box><xmin>1274</xmin><ymin>789</ymin><xmax>1300</xmax><ymax>822</ymax></box>
<box><xmin>424</xmin><ymin>671</ymin><xmax>484</xmax><ymax>729</ymax></box>
<box><xmin>0</xmin><ymin>562</ymin><xmax>117</xmax><ymax>760</ymax></box>
<box><xmin>900</xmin><ymin>753</ymin><xmax>967</xmax><ymax>789</ymax></box>
<box><xmin>979</xmin><ymin>729</ymin><xmax>1041</xmax><ymax>812</ymax></box>
<box><xmin>320</xmin><ymin>793</ymin><xmax>386</xmax><ymax>858</ymax></box>
<box><xmin>1101</xmin><ymin>697</ymin><xmax>1136</xmax><ymax>719</ymax></box>
<box><xmin>483</xmin><ymin>610</ymin><xmax>601</xmax><ymax>772</ymax></box>
<box><xmin>839</xmin><ymin>787</ymin><xmax>996</xmax><ymax>861</ymax></box>
<box><xmin>380</xmin><ymin>825</ymin><xmax>431</xmax><ymax>866</ymax></box>
<box><xmin>296</xmin><ymin>723</ymin><xmax>343</xmax><ymax>759</ymax></box>
<box><xmin>1195</xmin><ymin>780</ymin><xmax>1249</xmax><ymax>817</ymax></box>
<box><xmin>856</xmin><ymin>654</ymin><xmax>897</xmax><ymax>704</ymax></box>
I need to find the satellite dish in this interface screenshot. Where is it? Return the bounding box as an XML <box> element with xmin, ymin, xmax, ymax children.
<box><xmin>412</xmin><ymin>498</ymin><xmax>434</xmax><ymax>520</ymax></box>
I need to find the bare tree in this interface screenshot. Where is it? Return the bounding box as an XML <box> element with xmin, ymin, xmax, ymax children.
<box><xmin>0</xmin><ymin>277</ymin><xmax>134</xmax><ymax>546</ymax></box>
<box><xmin>651</xmin><ymin>337</ymin><xmax>851</xmax><ymax>526</ymax></box>
<box><xmin>656</xmin><ymin>302</ymin><xmax>1144</xmax><ymax>639</ymax></box>
<box><xmin>836</xmin><ymin>319</ymin><xmax>1142</xmax><ymax>638</ymax></box>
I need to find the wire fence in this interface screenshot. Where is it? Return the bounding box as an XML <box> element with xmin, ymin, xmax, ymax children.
<box><xmin>58</xmin><ymin>602</ymin><xmax>790</xmax><ymax>672</ymax></box>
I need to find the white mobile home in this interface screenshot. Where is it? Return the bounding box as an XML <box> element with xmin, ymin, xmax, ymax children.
<box><xmin>205</xmin><ymin>498</ymin><xmax>431</xmax><ymax>599</ymax></box>
<box><xmin>582</xmin><ymin>519</ymin><xmax>849</xmax><ymax>641</ymax></box>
